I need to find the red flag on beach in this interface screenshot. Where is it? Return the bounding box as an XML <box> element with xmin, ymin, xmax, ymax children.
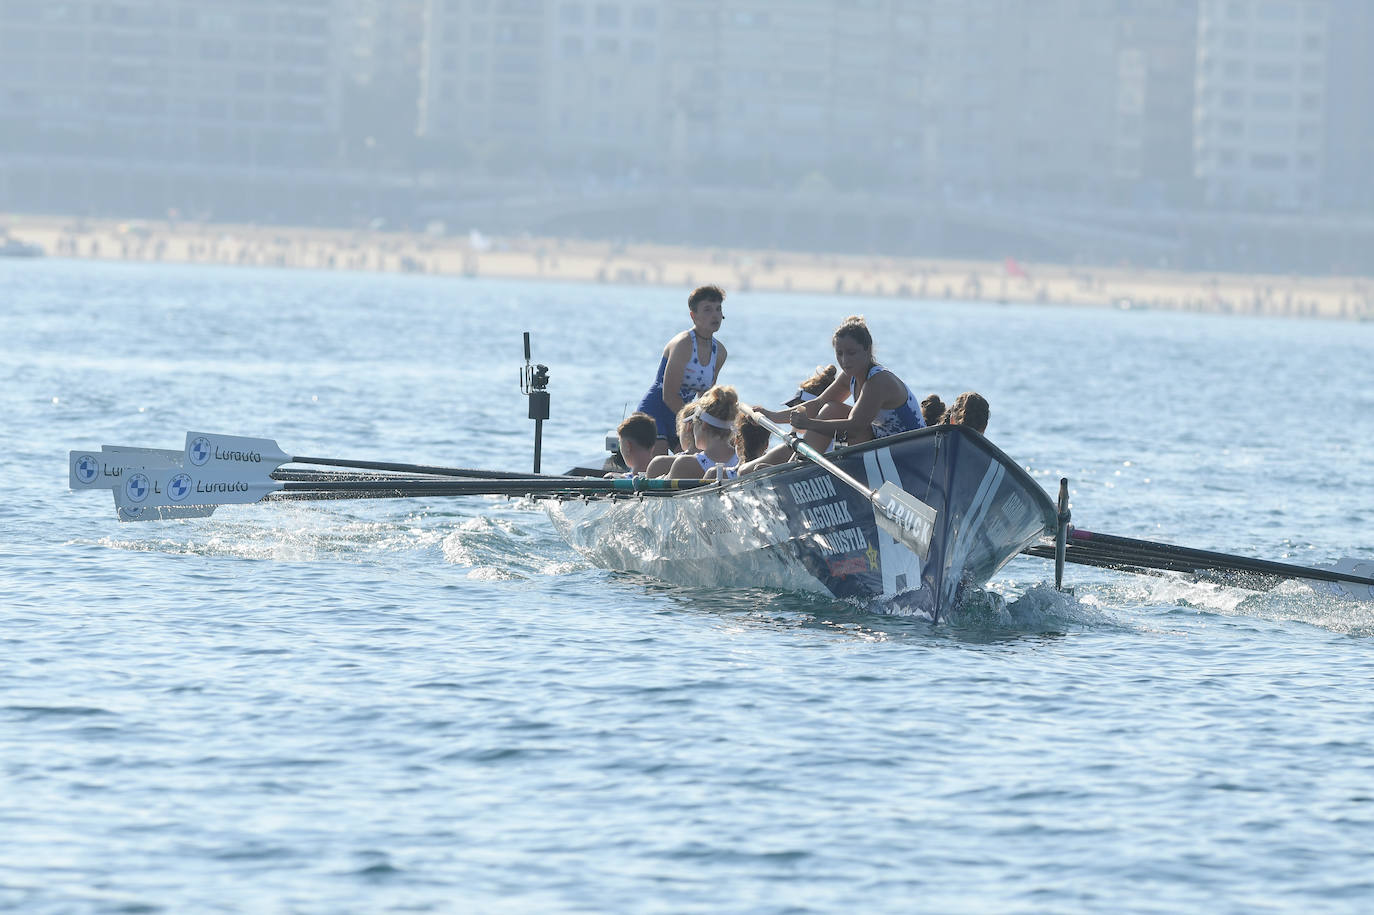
<box><xmin>1005</xmin><ymin>256</ymin><xmax>1027</xmax><ymax>279</ymax></box>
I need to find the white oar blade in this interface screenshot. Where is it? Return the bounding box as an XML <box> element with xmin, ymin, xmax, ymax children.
<box><xmin>113</xmin><ymin>465</ymin><xmax>282</xmax><ymax>512</ymax></box>
<box><xmin>873</xmin><ymin>481</ymin><xmax>937</xmax><ymax>560</ymax></box>
<box><xmin>70</xmin><ymin>450</ymin><xmax>116</xmax><ymax>490</ymax></box>
<box><xmin>71</xmin><ymin>447</ymin><xmax>187</xmax><ymax>490</ymax></box>
<box><xmin>184</xmin><ymin>431</ymin><xmax>291</xmax><ymax>477</ymax></box>
<box><xmin>1307</xmin><ymin>558</ymin><xmax>1374</xmax><ymax>602</ymax></box>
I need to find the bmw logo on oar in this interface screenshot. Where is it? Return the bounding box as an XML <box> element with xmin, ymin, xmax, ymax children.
<box><xmin>168</xmin><ymin>473</ymin><xmax>193</xmax><ymax>503</ymax></box>
<box><xmin>125</xmin><ymin>473</ymin><xmax>151</xmax><ymax>503</ymax></box>
<box><xmin>75</xmin><ymin>454</ymin><xmax>100</xmax><ymax>484</ymax></box>
<box><xmin>189</xmin><ymin>436</ymin><xmax>212</xmax><ymax>466</ymax></box>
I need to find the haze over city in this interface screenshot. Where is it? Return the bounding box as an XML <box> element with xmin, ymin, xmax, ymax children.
<box><xmin>2</xmin><ymin>0</ymin><xmax>1372</xmax><ymax>273</ymax></box>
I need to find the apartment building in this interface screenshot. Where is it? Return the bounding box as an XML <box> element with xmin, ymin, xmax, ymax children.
<box><xmin>0</xmin><ymin>0</ymin><xmax>347</xmax><ymax>216</ymax></box>
<box><xmin>0</xmin><ymin>1</ymin><xmax>343</xmax><ymax>164</ymax></box>
<box><xmin>1322</xmin><ymin>0</ymin><xmax>1374</xmax><ymax>212</ymax></box>
<box><xmin>1195</xmin><ymin>0</ymin><xmax>1329</xmax><ymax>210</ymax></box>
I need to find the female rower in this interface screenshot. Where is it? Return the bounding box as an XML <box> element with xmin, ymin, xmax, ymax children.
<box><xmin>943</xmin><ymin>391</ymin><xmax>990</xmax><ymax>434</ymax></box>
<box><xmin>667</xmin><ymin>385</ymin><xmax>741</xmax><ymax>481</ymax></box>
<box><xmin>733</xmin><ymin>411</ymin><xmax>772</xmax><ymax>464</ymax></box>
<box><xmin>635</xmin><ymin>284</ymin><xmax>728</xmax><ymax>455</ymax></box>
<box><xmin>784</xmin><ymin>364</ymin><xmax>837</xmax><ymax>408</ymax></box>
<box><xmin>920</xmin><ymin>393</ymin><xmax>947</xmax><ymax>428</ymax></box>
<box><xmin>645</xmin><ymin>400</ymin><xmax>701</xmax><ymax>478</ymax></box>
<box><xmin>755</xmin><ymin>315</ymin><xmax>924</xmax><ymax>454</ymax></box>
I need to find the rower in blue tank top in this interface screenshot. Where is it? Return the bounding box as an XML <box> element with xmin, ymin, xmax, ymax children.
<box><xmin>635</xmin><ymin>285</ymin><xmax>728</xmax><ymax>454</ymax></box>
<box><xmin>750</xmin><ymin>315</ymin><xmax>924</xmax><ymax>459</ymax></box>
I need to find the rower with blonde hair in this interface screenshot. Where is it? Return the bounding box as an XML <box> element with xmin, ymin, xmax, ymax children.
<box><xmin>667</xmin><ymin>385</ymin><xmax>742</xmax><ymax>481</ymax></box>
<box><xmin>646</xmin><ymin>400</ymin><xmax>701</xmax><ymax>478</ymax></box>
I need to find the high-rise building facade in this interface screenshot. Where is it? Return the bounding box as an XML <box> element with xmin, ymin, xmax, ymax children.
<box><xmin>0</xmin><ymin>0</ymin><xmax>349</xmax><ymax>217</ymax></box>
<box><xmin>1322</xmin><ymin>0</ymin><xmax>1374</xmax><ymax>212</ymax></box>
<box><xmin>1194</xmin><ymin>0</ymin><xmax>1329</xmax><ymax>210</ymax></box>
<box><xmin>0</xmin><ymin>0</ymin><xmax>344</xmax><ymax>167</ymax></box>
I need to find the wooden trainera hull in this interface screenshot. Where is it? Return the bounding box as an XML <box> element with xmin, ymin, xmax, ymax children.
<box><xmin>545</xmin><ymin>425</ymin><xmax>1057</xmax><ymax>620</ymax></box>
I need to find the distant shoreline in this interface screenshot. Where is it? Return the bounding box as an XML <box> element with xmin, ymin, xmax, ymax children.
<box><xmin>5</xmin><ymin>213</ymin><xmax>1372</xmax><ymax>321</ymax></box>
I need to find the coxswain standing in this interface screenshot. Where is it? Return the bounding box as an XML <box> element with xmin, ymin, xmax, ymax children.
<box><xmin>635</xmin><ymin>285</ymin><xmax>728</xmax><ymax>456</ymax></box>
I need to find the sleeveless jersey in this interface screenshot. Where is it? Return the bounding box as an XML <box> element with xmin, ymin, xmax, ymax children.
<box><xmin>695</xmin><ymin>451</ymin><xmax>740</xmax><ymax>480</ymax></box>
<box><xmin>850</xmin><ymin>364</ymin><xmax>925</xmax><ymax>439</ymax></box>
<box><xmin>636</xmin><ymin>331</ymin><xmax>720</xmax><ymax>446</ymax></box>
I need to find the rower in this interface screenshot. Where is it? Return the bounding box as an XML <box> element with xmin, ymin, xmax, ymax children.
<box><xmin>941</xmin><ymin>392</ymin><xmax>989</xmax><ymax>433</ymax></box>
<box><xmin>666</xmin><ymin>385</ymin><xmax>741</xmax><ymax>481</ymax></box>
<box><xmin>745</xmin><ymin>315</ymin><xmax>924</xmax><ymax>471</ymax></box>
<box><xmin>645</xmin><ymin>401</ymin><xmax>700</xmax><ymax>478</ymax></box>
<box><xmin>634</xmin><ymin>285</ymin><xmax>728</xmax><ymax>456</ymax></box>
<box><xmin>607</xmin><ymin>412</ymin><xmax>658</xmax><ymax>478</ymax></box>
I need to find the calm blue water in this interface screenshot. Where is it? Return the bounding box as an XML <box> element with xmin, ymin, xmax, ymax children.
<box><xmin>4</xmin><ymin>258</ymin><xmax>1374</xmax><ymax>913</ymax></box>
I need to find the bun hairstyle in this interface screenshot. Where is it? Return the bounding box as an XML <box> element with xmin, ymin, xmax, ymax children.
<box><xmin>699</xmin><ymin>384</ymin><xmax>738</xmax><ymax>416</ymax></box>
<box><xmin>832</xmin><ymin>315</ymin><xmax>873</xmax><ymax>350</ymax></box>
<box><xmin>920</xmin><ymin>394</ymin><xmax>946</xmax><ymax>427</ymax></box>
<box><xmin>800</xmin><ymin>364</ymin><xmax>837</xmax><ymax>396</ymax></box>
<box><xmin>692</xmin><ymin>384</ymin><xmax>747</xmax><ymax>442</ymax></box>
<box><xmin>732</xmin><ymin>412</ymin><xmax>771</xmax><ymax>461</ymax></box>
<box><xmin>945</xmin><ymin>391</ymin><xmax>990</xmax><ymax>434</ymax></box>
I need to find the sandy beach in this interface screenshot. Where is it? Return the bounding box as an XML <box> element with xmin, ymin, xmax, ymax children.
<box><xmin>5</xmin><ymin>213</ymin><xmax>1372</xmax><ymax>321</ymax></box>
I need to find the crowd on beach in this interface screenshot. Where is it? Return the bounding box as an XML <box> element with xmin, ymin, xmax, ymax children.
<box><xmin>10</xmin><ymin>216</ymin><xmax>1370</xmax><ymax>320</ymax></box>
<box><xmin>610</xmin><ymin>284</ymin><xmax>989</xmax><ymax>483</ymax></box>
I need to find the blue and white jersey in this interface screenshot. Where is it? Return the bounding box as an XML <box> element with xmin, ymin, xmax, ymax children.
<box><xmin>695</xmin><ymin>451</ymin><xmax>739</xmax><ymax>480</ymax></box>
<box><xmin>678</xmin><ymin>332</ymin><xmax>718</xmax><ymax>403</ymax></box>
<box><xmin>850</xmin><ymin>364</ymin><xmax>925</xmax><ymax>439</ymax></box>
<box><xmin>636</xmin><ymin>331</ymin><xmax>721</xmax><ymax>448</ymax></box>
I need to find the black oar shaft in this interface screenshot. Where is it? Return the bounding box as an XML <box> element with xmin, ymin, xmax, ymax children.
<box><xmin>290</xmin><ymin>456</ymin><xmax>563</xmax><ymax>480</ymax></box>
<box><xmin>276</xmin><ymin>478</ymin><xmax>709</xmax><ymax>496</ymax></box>
<box><xmin>1067</xmin><ymin>529</ymin><xmax>1374</xmax><ymax>588</ymax></box>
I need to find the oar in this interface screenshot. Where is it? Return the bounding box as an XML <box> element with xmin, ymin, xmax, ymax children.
<box><xmin>68</xmin><ymin>447</ymin><xmax>215</xmax><ymax>520</ymax></box>
<box><xmin>746</xmin><ymin>407</ymin><xmax>937</xmax><ymax>559</ymax></box>
<box><xmin>1069</xmin><ymin>528</ymin><xmax>1374</xmax><ymax>590</ymax></box>
<box><xmin>1023</xmin><ymin>530</ymin><xmax>1374</xmax><ymax>601</ymax></box>
<box><xmin>181</xmin><ymin>432</ymin><xmax>563</xmax><ymax>480</ymax></box>
<box><xmin>108</xmin><ymin>460</ymin><xmax>709</xmax><ymax>519</ymax></box>
<box><xmin>70</xmin><ymin>446</ymin><xmax>181</xmax><ymax>490</ymax></box>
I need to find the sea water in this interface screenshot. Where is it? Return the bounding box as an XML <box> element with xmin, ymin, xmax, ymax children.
<box><xmin>3</xmin><ymin>258</ymin><xmax>1374</xmax><ymax>913</ymax></box>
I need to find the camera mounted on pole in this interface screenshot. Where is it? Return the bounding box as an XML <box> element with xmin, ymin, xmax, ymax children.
<box><xmin>520</xmin><ymin>332</ymin><xmax>550</xmax><ymax>473</ymax></box>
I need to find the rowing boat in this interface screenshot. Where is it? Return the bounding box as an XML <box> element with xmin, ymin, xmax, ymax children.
<box><xmin>545</xmin><ymin>424</ymin><xmax>1057</xmax><ymax>620</ymax></box>
<box><xmin>64</xmin><ymin>336</ymin><xmax>1374</xmax><ymax>613</ymax></box>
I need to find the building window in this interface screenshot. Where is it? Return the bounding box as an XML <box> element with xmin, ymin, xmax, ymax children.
<box><xmin>629</xmin><ymin>39</ymin><xmax>654</xmax><ymax>63</ymax></box>
<box><xmin>631</xmin><ymin>5</ymin><xmax>657</xmax><ymax>29</ymax></box>
<box><xmin>595</xmin><ymin>4</ymin><xmax>620</xmax><ymax>27</ymax></box>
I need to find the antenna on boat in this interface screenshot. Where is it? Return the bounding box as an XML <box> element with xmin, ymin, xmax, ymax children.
<box><xmin>520</xmin><ymin>331</ymin><xmax>550</xmax><ymax>474</ymax></box>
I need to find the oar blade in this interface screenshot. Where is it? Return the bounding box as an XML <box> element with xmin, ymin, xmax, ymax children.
<box><xmin>1307</xmin><ymin>558</ymin><xmax>1374</xmax><ymax>602</ymax></box>
<box><xmin>70</xmin><ymin>450</ymin><xmax>114</xmax><ymax>490</ymax></box>
<box><xmin>184</xmin><ymin>431</ymin><xmax>290</xmax><ymax>476</ymax></box>
<box><xmin>70</xmin><ymin>447</ymin><xmax>183</xmax><ymax>490</ymax></box>
<box><xmin>873</xmin><ymin>481</ymin><xmax>937</xmax><ymax>560</ymax></box>
<box><xmin>113</xmin><ymin>465</ymin><xmax>282</xmax><ymax>512</ymax></box>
